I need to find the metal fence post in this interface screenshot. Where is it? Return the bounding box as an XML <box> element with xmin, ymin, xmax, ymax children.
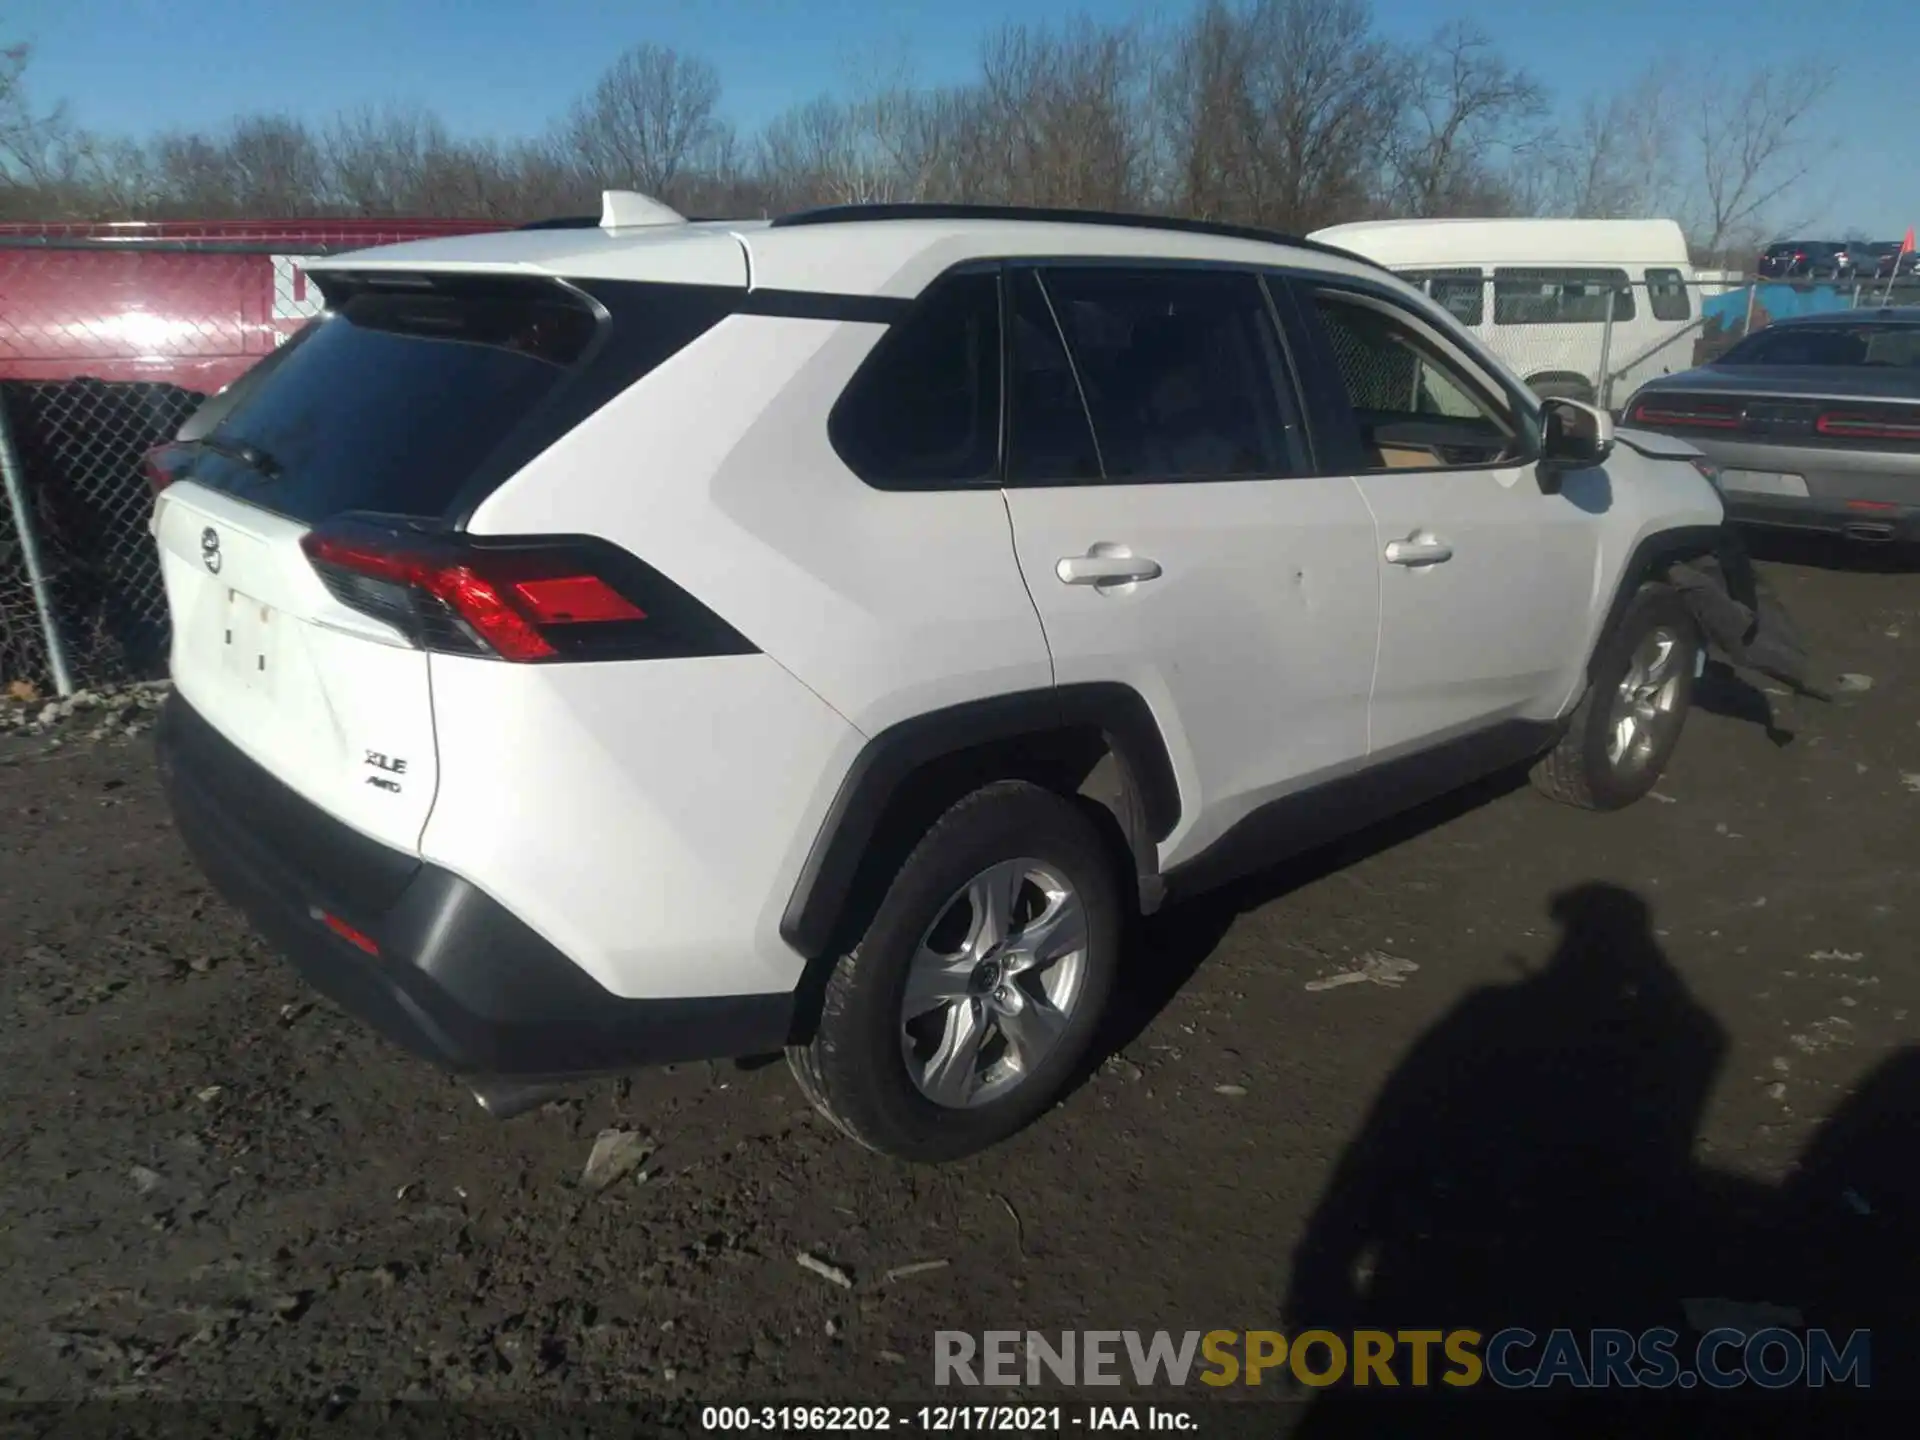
<box><xmin>0</xmin><ymin>394</ymin><xmax>75</xmax><ymax>697</ymax></box>
<box><xmin>1594</xmin><ymin>286</ymin><xmax>1619</xmax><ymax>411</ymax></box>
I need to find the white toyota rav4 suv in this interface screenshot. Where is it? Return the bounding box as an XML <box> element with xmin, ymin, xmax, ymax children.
<box><xmin>151</xmin><ymin>196</ymin><xmax>1737</xmax><ymax>1162</ymax></box>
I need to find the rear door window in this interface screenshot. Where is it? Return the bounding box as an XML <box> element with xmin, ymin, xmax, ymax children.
<box><xmin>192</xmin><ymin>277</ymin><xmax>606</xmax><ymax>524</ymax></box>
<box><xmin>1006</xmin><ymin>269</ymin><xmax>1102</xmax><ymax>483</ymax></box>
<box><xmin>1033</xmin><ymin>266</ymin><xmax>1304</xmax><ymax>482</ymax></box>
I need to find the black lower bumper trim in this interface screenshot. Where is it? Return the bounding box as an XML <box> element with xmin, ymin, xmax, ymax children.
<box><xmin>1723</xmin><ymin>495</ymin><xmax>1920</xmax><ymax>541</ymax></box>
<box><xmin>156</xmin><ymin>694</ymin><xmax>796</xmax><ymax>1079</ymax></box>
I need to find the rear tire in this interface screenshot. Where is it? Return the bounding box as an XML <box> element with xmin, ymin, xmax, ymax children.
<box><xmin>1531</xmin><ymin>582</ymin><xmax>1700</xmax><ymax>811</ymax></box>
<box><xmin>787</xmin><ymin>780</ymin><xmax>1122</xmax><ymax>1163</ymax></box>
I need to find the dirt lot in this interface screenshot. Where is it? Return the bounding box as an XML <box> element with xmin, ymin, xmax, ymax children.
<box><xmin>1</xmin><ymin>543</ymin><xmax>1916</xmax><ymax>1435</ymax></box>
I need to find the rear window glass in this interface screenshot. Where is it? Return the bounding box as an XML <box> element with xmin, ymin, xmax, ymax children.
<box><xmin>193</xmin><ymin>279</ymin><xmax>600</xmax><ymax>523</ymax></box>
<box><xmin>1721</xmin><ymin>324</ymin><xmax>1920</xmax><ymax>368</ymax></box>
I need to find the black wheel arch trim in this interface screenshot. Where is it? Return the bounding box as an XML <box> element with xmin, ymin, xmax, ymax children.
<box><xmin>1588</xmin><ymin>523</ymin><xmax>1726</xmax><ymax>680</ymax></box>
<box><xmin>779</xmin><ymin>682</ymin><xmax>1181</xmax><ymax>958</ymax></box>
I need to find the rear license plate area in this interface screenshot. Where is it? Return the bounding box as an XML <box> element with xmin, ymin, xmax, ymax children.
<box><xmin>221</xmin><ymin>588</ymin><xmax>280</xmax><ymax>695</ymax></box>
<box><xmin>1720</xmin><ymin>470</ymin><xmax>1810</xmax><ymax>497</ymax></box>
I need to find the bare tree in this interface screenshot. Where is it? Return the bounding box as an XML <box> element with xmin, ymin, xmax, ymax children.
<box><xmin>144</xmin><ymin>115</ymin><xmax>328</xmax><ymax>217</ymax></box>
<box><xmin>1691</xmin><ymin>60</ymin><xmax>1835</xmax><ymax>254</ymax></box>
<box><xmin>1160</xmin><ymin>0</ymin><xmax>1403</xmax><ymax>232</ymax></box>
<box><xmin>968</xmin><ymin>18</ymin><xmax>1151</xmax><ymax>210</ymax></box>
<box><xmin>0</xmin><ymin>37</ymin><xmax>107</xmax><ymax>217</ymax></box>
<box><xmin>1389</xmin><ymin>21</ymin><xmax>1545</xmax><ymax>216</ymax></box>
<box><xmin>757</xmin><ymin>96</ymin><xmax>875</xmax><ymax>208</ymax></box>
<box><xmin>1247</xmin><ymin>0</ymin><xmax>1403</xmax><ymax>227</ymax></box>
<box><xmin>1528</xmin><ymin>63</ymin><xmax>1683</xmax><ymax>220</ymax></box>
<box><xmin>324</xmin><ymin>105</ymin><xmax>450</xmax><ymax>214</ymax></box>
<box><xmin>0</xmin><ymin>14</ymin><xmax>1604</xmax><ymax>235</ymax></box>
<box><xmin>563</xmin><ymin>42</ymin><xmax>724</xmax><ymax>202</ymax></box>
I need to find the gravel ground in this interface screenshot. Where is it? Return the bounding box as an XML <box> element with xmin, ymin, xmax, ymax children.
<box><xmin>1</xmin><ymin>546</ymin><xmax>1916</xmax><ymax>1435</ymax></box>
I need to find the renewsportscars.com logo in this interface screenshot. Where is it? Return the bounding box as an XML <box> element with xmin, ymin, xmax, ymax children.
<box><xmin>934</xmin><ymin>1327</ymin><xmax>1871</xmax><ymax>1391</ymax></box>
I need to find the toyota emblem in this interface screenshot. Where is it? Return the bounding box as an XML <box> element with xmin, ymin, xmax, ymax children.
<box><xmin>200</xmin><ymin>526</ymin><xmax>222</xmax><ymax>574</ymax></box>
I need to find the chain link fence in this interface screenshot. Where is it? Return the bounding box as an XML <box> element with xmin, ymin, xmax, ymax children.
<box><xmin>0</xmin><ymin>222</ymin><xmax>495</xmax><ymax>695</ymax></box>
<box><xmin>1</xmin><ymin>378</ymin><xmax>203</xmax><ymax>686</ymax></box>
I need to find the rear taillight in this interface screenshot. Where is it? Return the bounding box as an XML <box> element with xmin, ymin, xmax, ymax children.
<box><xmin>1815</xmin><ymin>411</ymin><xmax>1920</xmax><ymax>442</ymax></box>
<box><xmin>299</xmin><ymin>518</ymin><xmax>755</xmax><ymax>664</ymax></box>
<box><xmin>145</xmin><ymin>443</ymin><xmax>181</xmax><ymax>495</ymax></box>
<box><xmin>1628</xmin><ymin>397</ymin><xmax>1741</xmax><ymax>430</ymax></box>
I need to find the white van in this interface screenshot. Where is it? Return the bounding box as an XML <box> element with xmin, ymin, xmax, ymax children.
<box><xmin>1307</xmin><ymin>218</ymin><xmax>1700</xmax><ymax>407</ymax></box>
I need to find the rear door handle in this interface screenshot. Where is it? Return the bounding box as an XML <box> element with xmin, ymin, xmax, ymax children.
<box><xmin>1056</xmin><ymin>550</ymin><xmax>1163</xmax><ymax>586</ymax></box>
<box><xmin>1384</xmin><ymin>534</ymin><xmax>1454</xmax><ymax>567</ymax></box>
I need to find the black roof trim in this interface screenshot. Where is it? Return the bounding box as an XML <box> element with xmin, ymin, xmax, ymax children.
<box><xmin>767</xmin><ymin>203</ymin><xmax>1385</xmax><ymax>271</ymax></box>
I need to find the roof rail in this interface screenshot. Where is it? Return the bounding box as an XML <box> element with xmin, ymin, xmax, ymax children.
<box><xmin>767</xmin><ymin>202</ymin><xmax>1385</xmax><ymax>269</ymax></box>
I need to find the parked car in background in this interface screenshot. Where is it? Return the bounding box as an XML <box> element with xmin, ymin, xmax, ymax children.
<box><xmin>1757</xmin><ymin>240</ymin><xmax>1877</xmax><ymax>281</ymax></box>
<box><xmin>1307</xmin><ymin>217</ymin><xmax>1700</xmax><ymax>407</ymax></box>
<box><xmin>1622</xmin><ymin>308</ymin><xmax>1920</xmax><ymax>543</ymax></box>
<box><xmin>1870</xmin><ymin>241</ymin><xmax>1919</xmax><ymax>279</ymax></box>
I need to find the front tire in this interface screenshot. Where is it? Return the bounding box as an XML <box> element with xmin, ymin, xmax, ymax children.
<box><xmin>787</xmin><ymin>780</ymin><xmax>1122</xmax><ymax>1162</ymax></box>
<box><xmin>1531</xmin><ymin>582</ymin><xmax>1700</xmax><ymax>811</ymax></box>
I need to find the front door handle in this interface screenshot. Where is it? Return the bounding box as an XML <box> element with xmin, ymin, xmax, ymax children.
<box><xmin>1384</xmin><ymin>533</ymin><xmax>1454</xmax><ymax>567</ymax></box>
<box><xmin>1057</xmin><ymin>548</ymin><xmax>1163</xmax><ymax>586</ymax></box>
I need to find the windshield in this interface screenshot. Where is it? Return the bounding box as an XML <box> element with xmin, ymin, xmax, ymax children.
<box><xmin>1718</xmin><ymin>324</ymin><xmax>1920</xmax><ymax>368</ymax></box>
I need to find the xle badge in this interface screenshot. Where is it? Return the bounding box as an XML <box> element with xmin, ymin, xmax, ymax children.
<box><xmin>200</xmin><ymin>527</ymin><xmax>222</xmax><ymax>574</ymax></box>
<box><xmin>364</xmin><ymin>750</ymin><xmax>407</xmax><ymax>793</ymax></box>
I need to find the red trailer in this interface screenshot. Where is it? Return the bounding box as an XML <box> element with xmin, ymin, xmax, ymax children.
<box><xmin>0</xmin><ymin>217</ymin><xmax>500</xmax><ymax>390</ymax></box>
<box><xmin>0</xmin><ymin>217</ymin><xmax>504</xmax><ymax>687</ymax></box>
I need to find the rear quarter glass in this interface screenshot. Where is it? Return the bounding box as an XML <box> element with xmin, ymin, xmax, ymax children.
<box><xmin>174</xmin><ymin>274</ymin><xmax>739</xmax><ymax>527</ymax></box>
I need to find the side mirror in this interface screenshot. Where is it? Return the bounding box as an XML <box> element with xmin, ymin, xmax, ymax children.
<box><xmin>1536</xmin><ymin>397</ymin><xmax>1614</xmax><ymax>494</ymax></box>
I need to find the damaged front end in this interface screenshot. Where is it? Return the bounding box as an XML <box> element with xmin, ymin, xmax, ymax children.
<box><xmin>1666</xmin><ymin>529</ymin><xmax>1832</xmax><ymax>703</ymax></box>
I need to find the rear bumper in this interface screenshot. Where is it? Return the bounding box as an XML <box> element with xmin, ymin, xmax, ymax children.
<box><xmin>1721</xmin><ymin>493</ymin><xmax>1920</xmax><ymax>541</ymax></box>
<box><xmin>1653</xmin><ymin>434</ymin><xmax>1920</xmax><ymax>540</ymax></box>
<box><xmin>156</xmin><ymin>694</ymin><xmax>796</xmax><ymax>1080</ymax></box>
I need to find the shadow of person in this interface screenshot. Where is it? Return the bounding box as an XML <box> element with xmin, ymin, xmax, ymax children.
<box><xmin>1693</xmin><ymin>659</ymin><xmax>1796</xmax><ymax>747</ymax></box>
<box><xmin>1279</xmin><ymin>882</ymin><xmax>1758</xmax><ymax>1435</ymax></box>
<box><xmin>1769</xmin><ymin>1046</ymin><xmax>1920</xmax><ymax>1400</ymax></box>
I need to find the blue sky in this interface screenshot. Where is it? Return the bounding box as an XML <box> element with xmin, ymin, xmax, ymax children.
<box><xmin>11</xmin><ymin>0</ymin><xmax>1914</xmax><ymax>235</ymax></box>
